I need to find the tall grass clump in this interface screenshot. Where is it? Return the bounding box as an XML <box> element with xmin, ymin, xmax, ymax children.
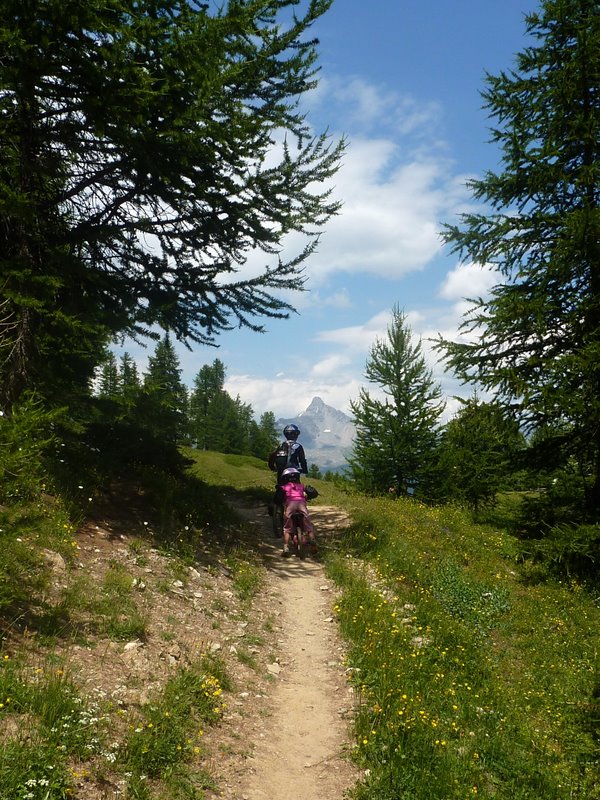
<box><xmin>328</xmin><ymin>495</ymin><xmax>599</xmax><ymax>800</ymax></box>
<box><xmin>0</xmin><ymin>492</ymin><xmax>84</xmax><ymax>628</ymax></box>
<box><xmin>119</xmin><ymin>654</ymin><xmax>230</xmax><ymax>797</ymax></box>
<box><xmin>95</xmin><ymin>562</ymin><xmax>149</xmax><ymax>642</ymax></box>
<box><xmin>0</xmin><ymin>657</ymin><xmax>108</xmax><ymax>798</ymax></box>
<box><xmin>225</xmin><ymin>546</ymin><xmax>264</xmax><ymax>603</ymax></box>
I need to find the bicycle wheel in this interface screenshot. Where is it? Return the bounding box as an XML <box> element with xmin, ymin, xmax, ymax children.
<box><xmin>272</xmin><ymin>503</ymin><xmax>284</xmax><ymax>538</ymax></box>
<box><xmin>294</xmin><ymin>517</ymin><xmax>307</xmax><ymax>559</ymax></box>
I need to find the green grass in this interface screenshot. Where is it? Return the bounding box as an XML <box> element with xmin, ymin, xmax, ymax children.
<box><xmin>182</xmin><ymin>448</ymin><xmax>273</xmax><ymax>495</ymax></box>
<box><xmin>0</xmin><ymin>500</ymin><xmax>80</xmax><ymax>619</ymax></box>
<box><xmin>0</xmin><ymin>651</ymin><xmax>233</xmax><ymax>800</ymax></box>
<box><xmin>29</xmin><ymin>563</ymin><xmax>149</xmax><ymax>644</ymax></box>
<box><xmin>3</xmin><ymin>441</ymin><xmax>598</xmax><ymax>800</ymax></box>
<box><xmin>182</xmin><ymin>447</ymin><xmax>352</xmax><ymax>506</ymax></box>
<box><xmin>119</xmin><ymin>655</ymin><xmax>230</xmax><ymax>793</ymax></box>
<box><xmin>225</xmin><ymin>547</ymin><xmax>264</xmax><ymax>603</ymax></box>
<box><xmin>235</xmin><ymin>646</ymin><xmax>260</xmax><ymax>671</ymax></box>
<box><xmin>0</xmin><ymin>658</ymin><xmax>108</xmax><ymax>798</ymax></box>
<box><xmin>325</xmin><ymin>495</ymin><xmax>600</xmax><ymax>800</ymax></box>
<box><xmin>0</xmin><ymin>740</ymin><xmax>73</xmax><ymax>800</ymax></box>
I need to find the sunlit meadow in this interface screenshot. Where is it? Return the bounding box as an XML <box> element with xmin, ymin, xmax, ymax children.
<box><xmin>327</xmin><ymin>495</ymin><xmax>599</xmax><ymax>800</ymax></box>
<box><xmin>0</xmin><ymin>649</ymin><xmax>230</xmax><ymax>799</ymax></box>
<box><xmin>2</xmin><ymin>438</ymin><xmax>598</xmax><ymax>799</ymax></box>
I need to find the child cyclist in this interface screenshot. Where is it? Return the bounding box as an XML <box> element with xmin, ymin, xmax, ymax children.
<box><xmin>267</xmin><ymin>424</ymin><xmax>309</xmax><ymax>538</ymax></box>
<box><xmin>274</xmin><ymin>467</ymin><xmax>318</xmax><ymax>557</ymax></box>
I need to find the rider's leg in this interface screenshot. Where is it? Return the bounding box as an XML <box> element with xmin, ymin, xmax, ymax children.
<box><xmin>282</xmin><ymin>505</ymin><xmax>293</xmax><ymax>554</ymax></box>
<box><xmin>299</xmin><ymin>505</ymin><xmax>315</xmax><ymax>539</ymax></box>
<box><xmin>300</xmin><ymin>507</ymin><xmax>317</xmax><ymax>552</ymax></box>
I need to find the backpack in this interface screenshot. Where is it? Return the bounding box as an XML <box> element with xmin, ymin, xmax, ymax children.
<box><xmin>268</xmin><ymin>440</ymin><xmax>298</xmax><ymax>474</ymax></box>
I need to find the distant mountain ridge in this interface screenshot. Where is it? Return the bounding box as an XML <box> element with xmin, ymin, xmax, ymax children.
<box><xmin>276</xmin><ymin>396</ymin><xmax>355</xmax><ymax>473</ymax></box>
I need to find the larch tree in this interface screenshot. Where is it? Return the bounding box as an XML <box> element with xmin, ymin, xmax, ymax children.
<box><xmin>189</xmin><ymin>359</ymin><xmax>227</xmax><ymax>450</ymax></box>
<box><xmin>349</xmin><ymin>307</ymin><xmax>445</xmax><ymax>497</ymax></box>
<box><xmin>434</xmin><ymin>0</ymin><xmax>600</xmax><ymax>515</ymax></box>
<box><xmin>0</xmin><ymin>0</ymin><xmax>344</xmax><ymax>411</ymax></box>
<box><xmin>97</xmin><ymin>352</ymin><xmax>120</xmax><ymax>401</ymax></box>
<box><xmin>118</xmin><ymin>353</ymin><xmax>141</xmax><ymax>413</ymax></box>
<box><xmin>252</xmin><ymin>410</ymin><xmax>279</xmax><ymax>459</ymax></box>
<box><xmin>436</xmin><ymin>397</ymin><xmax>525</xmax><ymax>512</ymax></box>
<box><xmin>139</xmin><ymin>334</ymin><xmax>188</xmax><ymax>444</ymax></box>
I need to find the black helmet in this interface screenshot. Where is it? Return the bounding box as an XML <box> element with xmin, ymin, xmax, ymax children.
<box><xmin>283</xmin><ymin>424</ymin><xmax>300</xmax><ymax>440</ymax></box>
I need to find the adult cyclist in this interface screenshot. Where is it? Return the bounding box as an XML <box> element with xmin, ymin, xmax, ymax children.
<box><xmin>268</xmin><ymin>424</ymin><xmax>308</xmax><ymax>481</ymax></box>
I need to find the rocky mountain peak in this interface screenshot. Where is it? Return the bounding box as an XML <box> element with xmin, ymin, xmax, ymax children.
<box><xmin>303</xmin><ymin>396</ymin><xmax>326</xmax><ymax>414</ymax></box>
<box><xmin>277</xmin><ymin>396</ymin><xmax>355</xmax><ymax>473</ymax></box>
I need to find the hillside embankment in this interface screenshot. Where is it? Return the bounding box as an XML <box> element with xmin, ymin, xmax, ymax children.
<box><xmin>23</xmin><ymin>493</ymin><xmax>361</xmax><ymax>799</ymax></box>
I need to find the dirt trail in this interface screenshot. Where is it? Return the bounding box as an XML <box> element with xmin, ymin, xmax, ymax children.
<box><xmin>218</xmin><ymin>502</ymin><xmax>360</xmax><ymax>800</ymax></box>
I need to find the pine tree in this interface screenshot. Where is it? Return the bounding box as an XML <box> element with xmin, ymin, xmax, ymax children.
<box><xmin>139</xmin><ymin>334</ymin><xmax>187</xmax><ymax>444</ymax></box>
<box><xmin>118</xmin><ymin>353</ymin><xmax>141</xmax><ymax>413</ymax></box>
<box><xmin>350</xmin><ymin>307</ymin><xmax>445</xmax><ymax>496</ymax></box>
<box><xmin>98</xmin><ymin>352</ymin><xmax>120</xmax><ymax>400</ymax></box>
<box><xmin>226</xmin><ymin>397</ymin><xmax>253</xmax><ymax>455</ymax></box>
<box><xmin>435</xmin><ymin>0</ymin><xmax>600</xmax><ymax>514</ymax></box>
<box><xmin>250</xmin><ymin>411</ymin><xmax>279</xmax><ymax>459</ymax></box>
<box><xmin>436</xmin><ymin>398</ymin><xmax>525</xmax><ymax>512</ymax></box>
<box><xmin>0</xmin><ymin>0</ymin><xmax>343</xmax><ymax>412</ymax></box>
<box><xmin>189</xmin><ymin>360</ymin><xmax>227</xmax><ymax>450</ymax></box>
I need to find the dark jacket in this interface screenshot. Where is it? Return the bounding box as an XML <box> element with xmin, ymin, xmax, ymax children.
<box><xmin>268</xmin><ymin>439</ymin><xmax>308</xmax><ymax>482</ymax></box>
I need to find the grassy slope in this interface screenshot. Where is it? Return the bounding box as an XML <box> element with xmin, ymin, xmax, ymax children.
<box><xmin>1</xmin><ymin>449</ymin><xmax>598</xmax><ymax>799</ymax></box>
<box><xmin>0</xmin><ymin>450</ymin><xmax>280</xmax><ymax>799</ymax></box>
<box><xmin>188</xmin><ymin>452</ymin><xmax>599</xmax><ymax>800</ymax></box>
<box><xmin>324</xmin><ymin>496</ymin><xmax>600</xmax><ymax>800</ymax></box>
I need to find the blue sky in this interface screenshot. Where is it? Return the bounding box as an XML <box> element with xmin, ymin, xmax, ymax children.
<box><xmin>114</xmin><ymin>0</ymin><xmax>539</xmax><ymax>421</ymax></box>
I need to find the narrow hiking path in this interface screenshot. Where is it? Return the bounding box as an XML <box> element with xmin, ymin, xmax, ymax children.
<box><xmin>208</xmin><ymin>500</ymin><xmax>361</xmax><ymax>800</ymax></box>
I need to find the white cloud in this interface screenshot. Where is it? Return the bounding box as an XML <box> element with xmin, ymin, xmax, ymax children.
<box><xmin>217</xmin><ymin>78</ymin><xmax>473</xmax><ymax>289</ymax></box>
<box><xmin>439</xmin><ymin>261</ymin><xmax>499</xmax><ymax>303</ymax></box>
<box><xmin>315</xmin><ymin>309</ymin><xmax>392</xmax><ymax>350</ymax></box>
<box><xmin>310</xmin><ymin>353</ymin><xmax>352</xmax><ymax>378</ymax></box>
<box><xmin>312</xmin><ymin>76</ymin><xmax>442</xmax><ymax>140</ymax></box>
<box><xmin>224</xmin><ymin>372</ymin><xmax>362</xmax><ymax>418</ymax></box>
<box><xmin>304</xmin><ymin>143</ymin><xmax>466</xmax><ymax>282</ymax></box>
<box><xmin>284</xmin><ymin>285</ymin><xmax>354</xmax><ymax>313</ymax></box>
<box><xmin>322</xmin><ymin>288</ymin><xmax>353</xmax><ymax>308</ymax></box>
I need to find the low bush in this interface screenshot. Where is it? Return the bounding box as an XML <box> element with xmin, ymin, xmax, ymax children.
<box><xmin>518</xmin><ymin>522</ymin><xmax>600</xmax><ymax>582</ymax></box>
<box><xmin>0</xmin><ymin>394</ymin><xmax>59</xmax><ymax>503</ymax></box>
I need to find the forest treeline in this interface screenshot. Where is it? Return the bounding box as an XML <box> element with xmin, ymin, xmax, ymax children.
<box><xmin>97</xmin><ymin>337</ymin><xmax>279</xmax><ymax>462</ymax></box>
